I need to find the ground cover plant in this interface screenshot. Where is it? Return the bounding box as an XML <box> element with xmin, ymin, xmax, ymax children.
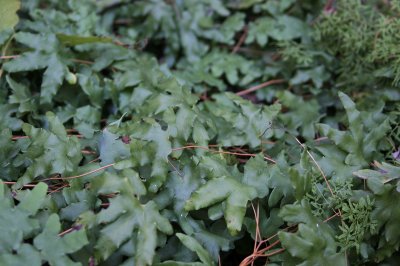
<box><xmin>0</xmin><ymin>0</ymin><xmax>400</xmax><ymax>265</ymax></box>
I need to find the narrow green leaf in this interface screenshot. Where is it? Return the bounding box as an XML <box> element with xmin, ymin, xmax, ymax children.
<box><xmin>56</xmin><ymin>33</ymin><xmax>113</xmax><ymax>45</ymax></box>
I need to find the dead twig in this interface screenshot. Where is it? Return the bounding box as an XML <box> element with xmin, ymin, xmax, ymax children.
<box><xmin>232</xmin><ymin>25</ymin><xmax>248</xmax><ymax>54</ymax></box>
<box><xmin>236</xmin><ymin>79</ymin><xmax>286</xmax><ymax>96</ymax></box>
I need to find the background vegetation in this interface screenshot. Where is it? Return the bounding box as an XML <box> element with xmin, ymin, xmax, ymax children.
<box><xmin>0</xmin><ymin>0</ymin><xmax>399</xmax><ymax>265</ymax></box>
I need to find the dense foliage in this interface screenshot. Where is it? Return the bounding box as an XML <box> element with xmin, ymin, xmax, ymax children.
<box><xmin>0</xmin><ymin>0</ymin><xmax>399</xmax><ymax>265</ymax></box>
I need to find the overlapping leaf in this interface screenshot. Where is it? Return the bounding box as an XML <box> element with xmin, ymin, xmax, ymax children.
<box><xmin>3</xmin><ymin>33</ymin><xmax>70</xmax><ymax>103</ymax></box>
<box><xmin>185</xmin><ymin>154</ymin><xmax>273</xmax><ymax>235</ymax></box>
<box><xmin>0</xmin><ymin>182</ymin><xmax>88</xmax><ymax>265</ymax></box>
<box><xmin>14</xmin><ymin>112</ymin><xmax>82</xmax><ymax>188</ymax></box>
<box><xmin>95</xmin><ymin>195</ymin><xmax>173</xmax><ymax>264</ymax></box>
<box><xmin>0</xmin><ymin>1</ymin><xmax>399</xmax><ymax>265</ymax></box>
<box><xmin>278</xmin><ymin>200</ymin><xmax>347</xmax><ymax>266</ymax></box>
<box><xmin>317</xmin><ymin>92</ymin><xmax>390</xmax><ymax>167</ymax></box>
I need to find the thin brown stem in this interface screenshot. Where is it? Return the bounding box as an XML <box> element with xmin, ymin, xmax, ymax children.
<box><xmin>236</xmin><ymin>79</ymin><xmax>286</xmax><ymax>96</ymax></box>
<box><xmin>40</xmin><ymin>163</ymin><xmax>115</xmax><ymax>181</ymax></box>
<box><xmin>232</xmin><ymin>25</ymin><xmax>248</xmax><ymax>54</ymax></box>
<box><xmin>293</xmin><ymin>136</ymin><xmax>335</xmax><ymax>197</ymax></box>
<box><xmin>0</xmin><ymin>55</ymin><xmax>18</xmax><ymax>59</ymax></box>
<box><xmin>262</xmin><ymin>247</ymin><xmax>286</xmax><ymax>257</ymax></box>
<box><xmin>2</xmin><ymin>182</ymin><xmax>36</xmax><ymax>187</ymax></box>
<box><xmin>172</xmin><ymin>145</ymin><xmax>276</xmax><ymax>163</ymax></box>
<box><xmin>58</xmin><ymin>228</ymin><xmax>74</xmax><ymax>237</ymax></box>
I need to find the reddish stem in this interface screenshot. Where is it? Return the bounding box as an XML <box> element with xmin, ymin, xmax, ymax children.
<box><xmin>172</xmin><ymin>145</ymin><xmax>276</xmax><ymax>163</ymax></box>
<box><xmin>232</xmin><ymin>25</ymin><xmax>248</xmax><ymax>54</ymax></box>
<box><xmin>41</xmin><ymin>163</ymin><xmax>115</xmax><ymax>181</ymax></box>
<box><xmin>236</xmin><ymin>79</ymin><xmax>286</xmax><ymax>96</ymax></box>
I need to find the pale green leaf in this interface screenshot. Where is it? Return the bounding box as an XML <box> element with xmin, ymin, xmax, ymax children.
<box><xmin>0</xmin><ymin>0</ymin><xmax>20</xmax><ymax>31</ymax></box>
